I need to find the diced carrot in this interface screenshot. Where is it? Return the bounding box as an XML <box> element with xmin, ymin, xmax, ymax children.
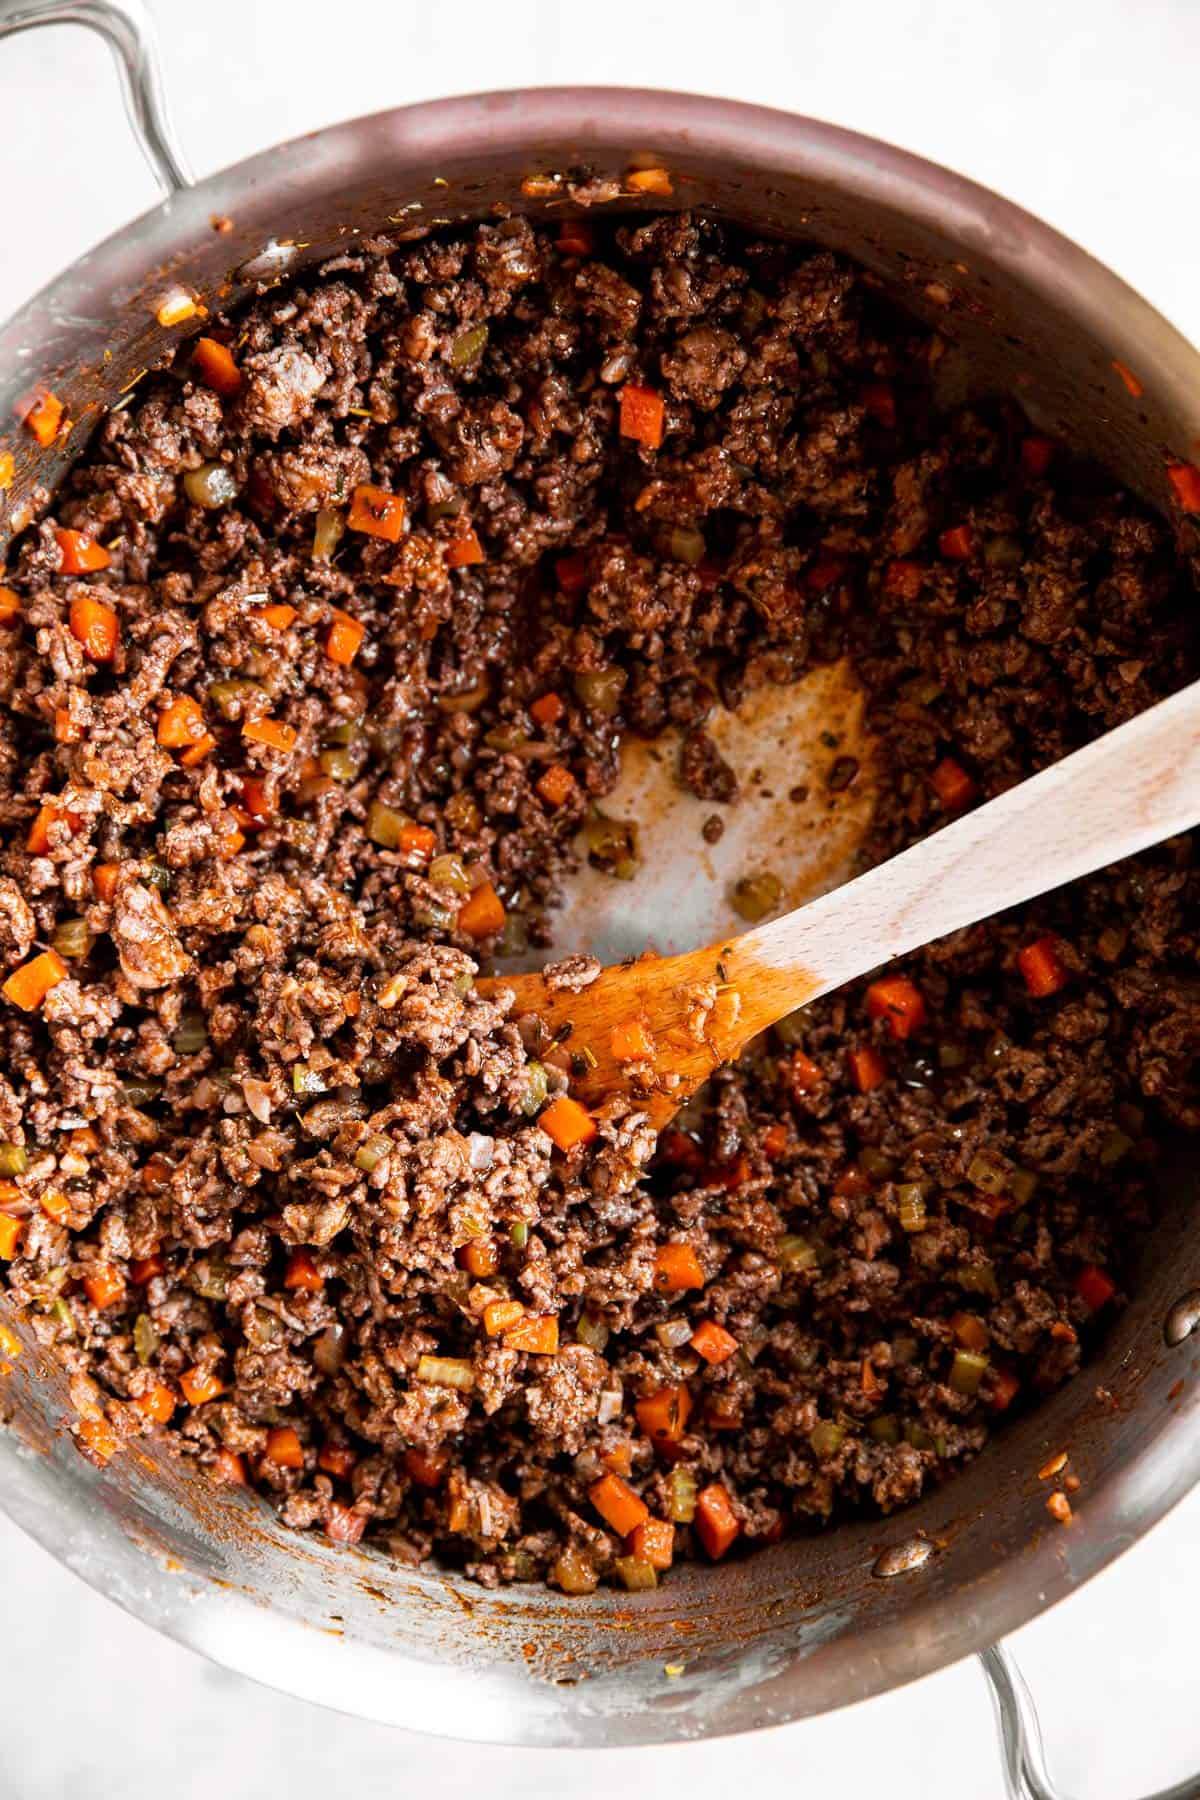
<box><xmin>0</xmin><ymin>586</ymin><xmax>22</xmax><ymax>626</ymax></box>
<box><xmin>348</xmin><ymin>482</ymin><xmax>406</xmax><ymax>542</ymax></box>
<box><xmin>58</xmin><ymin>532</ymin><xmax>112</xmax><ymax>583</ymax></box>
<box><xmin>652</xmin><ymin>1242</ymin><xmax>705</xmax><ymax>1294</ymax></box>
<box><xmin>626</xmin><ymin>166</ymin><xmax>673</xmax><ymax>196</ymax></box>
<box><xmin>861</xmin><ymin>382</ymin><xmax>896</xmax><ymax>428</ymax></box>
<box><xmin>556</xmin><ymin>220</ymin><xmax>595</xmax><ymax>258</ymax></box>
<box><xmin>610</xmin><ymin>1018</ymin><xmax>655</xmax><ymax>1062</ymax></box>
<box><xmin>68</xmin><ymin>593</ymin><xmax>119</xmax><ymax>657</ymax></box>
<box><xmin>950</xmin><ymin>1310</ymin><xmax>989</xmax><ymax>1352</ymax></box>
<box><xmin>938</xmin><ymin>525</ymin><xmax>973</xmax><ymax>561</ymax></box>
<box><xmin>539</xmin><ymin>1093</ymin><xmax>598</xmax><ymax>1153</ymax></box>
<box><xmin>0</xmin><ymin>453</ymin><xmax>12</xmax><ymax>491</ymax></box>
<box><xmin>458</xmin><ymin>1238</ymin><xmax>500</xmax><ymax>1278</ymax></box>
<box><xmin>192</xmin><ymin>336</ymin><xmax>241</xmax><ymax>396</ymax></box>
<box><xmin>265</xmin><ymin>1425</ymin><xmax>304</xmax><ymax>1469</ymax></box>
<box><xmin>179</xmin><ymin>1365</ymin><xmax>226</xmax><ymax>1406</ymax></box>
<box><xmin>762</xmin><ymin>1122</ymin><xmax>789</xmax><ymax>1159</ymax></box>
<box><xmin>1020</xmin><ymin>434</ymin><xmax>1054</xmax><ymax>478</ymax></box>
<box><xmin>457</xmin><ymin>881</ymin><xmax>506</xmax><ymax>940</ymax></box>
<box><xmin>156</xmin><ymin>694</ymin><xmax>207</xmax><ymax>748</ymax></box>
<box><xmin>834</xmin><ymin>1167</ymin><xmax>873</xmax><ymax>1201</ymax></box>
<box><xmin>866</xmin><ymin>975</ymin><xmax>927</xmax><ymax>1040</ymax></box>
<box><xmin>404</xmin><ymin>1446</ymin><xmax>448</xmax><ymax>1488</ymax></box>
<box><xmin>395</xmin><ymin>823</ymin><xmax>436</xmax><ymax>865</ymax></box>
<box><xmin>635</xmin><ymin>1384</ymin><xmax>692</xmax><ymax>1446</ymax></box>
<box><xmin>930</xmin><ymin>756</ymin><xmax>977</xmax><ymax>811</ymax></box>
<box><xmin>483</xmin><ymin>1299</ymin><xmax>525</xmax><ymax>1336</ymax></box>
<box><xmin>179</xmin><ymin>733</ymin><xmax>216</xmax><ymax>767</ymax></box>
<box><xmin>530</xmin><ymin>691</ymin><xmax>564</xmax><ymax>729</ymax></box>
<box><xmin>54</xmin><ymin>708</ymin><xmax>82</xmax><ymax>743</ymax></box>
<box><xmin>883</xmin><ymin>559</ymin><xmax>923</xmax><ymax>601</ymax></box>
<box><xmin>504</xmin><ymin>1312</ymin><xmax>559</xmax><ymax>1354</ymax></box>
<box><xmin>589</xmin><ymin>1471</ymin><xmax>649</xmax><ymax>1537</ymax></box>
<box><xmin>657</xmin><ymin>1128</ymin><xmax>705</xmax><ymax>1171</ymax></box>
<box><xmin>1017</xmin><ymin>936</ymin><xmax>1068</xmax><ymax>998</ymax></box>
<box><xmin>805</xmin><ymin>554</ymin><xmax>847</xmax><ymax>594</ymax></box>
<box><xmin>629</xmin><ymin>1517</ymin><xmax>674</xmax><ymax>1570</ymax></box>
<box><xmin>239</xmin><ymin>776</ymin><xmax>271</xmax><ymax>821</ymax></box>
<box><xmin>988</xmin><ymin>1366</ymin><xmax>1021</xmax><ymax>1412</ymax></box>
<box><xmin>92</xmin><ymin>862</ymin><xmax>122</xmax><ymax>901</ymax></box>
<box><xmin>619</xmin><ymin>384</ymin><xmax>665</xmax><ymax>450</ymax></box>
<box><xmin>1075</xmin><ymin>1264</ymin><xmax>1117</xmax><ymax>1311</ymax></box>
<box><xmin>318</xmin><ymin>1442</ymin><xmax>357</xmax><ymax>1479</ymax></box>
<box><xmin>691</xmin><ymin>1319</ymin><xmax>738</xmax><ymax>1365</ymax></box>
<box><xmin>130</xmin><ymin>1252</ymin><xmax>165</xmax><ymax>1284</ymax></box>
<box><xmin>790</xmin><ymin>1050</ymin><xmax>824</xmax><ymax>1094</ymax></box>
<box><xmin>601</xmin><ymin>1442</ymin><xmax>633</xmax><ymax>1475</ymax></box>
<box><xmin>26</xmin><ymin>803</ymin><xmax>80</xmax><ymax>855</ymax></box>
<box><xmin>284</xmin><ymin>1248</ymin><xmax>323</xmax><ymax>1294</ymax></box>
<box><xmin>0</xmin><ymin>1216</ymin><xmax>23</xmax><ymax>1259</ymax></box>
<box><xmin>326</xmin><ymin>1501</ymin><xmax>366</xmax><ymax>1544</ymax></box>
<box><xmin>695</xmin><ymin>1482</ymin><xmax>740</xmax><ymax>1559</ymax></box>
<box><xmin>554</xmin><ymin>552</ymin><xmax>589</xmax><ymax>594</ymax></box>
<box><xmin>861</xmin><ymin>1356</ymin><xmax>881</xmax><ymax>1397</ymax></box>
<box><xmin>213</xmin><ymin>1448</ymin><xmax>247</xmax><ymax>1485</ymax></box>
<box><xmin>259</xmin><ymin>603</ymin><xmax>297</xmax><ymax>629</ymax></box>
<box><xmin>1167</xmin><ymin>461</ymin><xmax>1200</xmax><ymax>513</ymax></box>
<box><xmin>325</xmin><ymin>608</ymin><xmax>366</xmax><ymax>666</ymax></box>
<box><xmin>83</xmin><ymin>1265</ymin><xmax>125</xmax><ymax>1310</ymax></box>
<box><xmin>3</xmin><ymin>950</ymin><xmax>68</xmax><ymax>1011</ymax></box>
<box><xmin>136</xmin><ymin>1382</ymin><xmax>176</xmax><ymax>1425</ymax></box>
<box><xmin>20</xmin><ymin>387</ymin><xmax>63</xmax><ymax>447</ymax></box>
<box><xmin>39</xmin><ymin>1188</ymin><xmax>70</xmax><ymax>1221</ymax></box>
<box><xmin>242</xmin><ymin>716</ymin><xmax>297</xmax><ymax>753</ymax></box>
<box><xmin>445</xmin><ymin>530</ymin><xmax>485</xmax><ymax>568</ymax></box>
<box><xmin>848</xmin><ymin>1045</ymin><xmax>887</xmax><ymax>1093</ymax></box>
<box><xmin>76</xmin><ymin>1413</ymin><xmax>118</xmax><ymax>1463</ymax></box>
<box><xmin>535</xmin><ymin>763</ymin><xmax>576</xmax><ymax>809</ymax></box>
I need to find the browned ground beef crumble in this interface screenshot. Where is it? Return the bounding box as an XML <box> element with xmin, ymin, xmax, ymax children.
<box><xmin>2</xmin><ymin>211</ymin><xmax>1198</xmax><ymax>1591</ymax></box>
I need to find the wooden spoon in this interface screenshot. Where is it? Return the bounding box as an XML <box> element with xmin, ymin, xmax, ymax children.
<box><xmin>484</xmin><ymin>678</ymin><xmax>1200</xmax><ymax>1129</ymax></box>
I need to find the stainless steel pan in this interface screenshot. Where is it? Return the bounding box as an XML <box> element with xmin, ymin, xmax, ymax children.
<box><xmin>2</xmin><ymin>5</ymin><xmax>1200</xmax><ymax>1792</ymax></box>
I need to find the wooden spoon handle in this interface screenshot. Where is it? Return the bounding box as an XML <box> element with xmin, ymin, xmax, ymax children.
<box><xmin>739</xmin><ymin>675</ymin><xmax>1200</xmax><ymax>1009</ymax></box>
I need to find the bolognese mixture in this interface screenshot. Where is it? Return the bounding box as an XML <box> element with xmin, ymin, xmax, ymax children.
<box><xmin>0</xmin><ymin>211</ymin><xmax>1196</xmax><ymax>1593</ymax></box>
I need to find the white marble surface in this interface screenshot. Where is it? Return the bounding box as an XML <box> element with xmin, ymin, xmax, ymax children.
<box><xmin>2</xmin><ymin>2</ymin><xmax>1199</xmax><ymax>1793</ymax></box>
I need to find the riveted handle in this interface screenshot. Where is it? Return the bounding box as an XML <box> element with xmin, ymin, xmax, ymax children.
<box><xmin>0</xmin><ymin>0</ymin><xmax>192</xmax><ymax>195</ymax></box>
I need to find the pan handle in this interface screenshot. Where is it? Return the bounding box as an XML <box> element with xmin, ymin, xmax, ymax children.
<box><xmin>0</xmin><ymin>0</ymin><xmax>192</xmax><ymax>194</ymax></box>
<box><xmin>981</xmin><ymin>1644</ymin><xmax>1200</xmax><ymax>1800</ymax></box>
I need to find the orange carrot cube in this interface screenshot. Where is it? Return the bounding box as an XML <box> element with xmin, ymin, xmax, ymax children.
<box><xmin>179</xmin><ymin>1366</ymin><xmax>226</xmax><ymax>1406</ymax></box>
<box><xmin>83</xmin><ymin>1264</ymin><xmax>125</xmax><ymax>1310</ymax></box>
<box><xmin>635</xmin><ymin>1383</ymin><xmax>692</xmax><ymax>1446</ymax></box>
<box><xmin>136</xmin><ymin>1383</ymin><xmax>176</xmax><ymax>1425</ymax></box>
<box><xmin>325</xmin><ymin>608</ymin><xmax>365</xmax><ymax>666</ymax></box>
<box><xmin>589</xmin><ymin>1471</ymin><xmax>649</xmax><ymax>1537</ymax></box>
<box><xmin>539</xmin><ymin>1094</ymin><xmax>598</xmax><ymax>1152</ymax></box>
<box><xmin>690</xmin><ymin>1320</ymin><xmax>738</xmax><ymax>1365</ymax></box>
<box><xmin>535</xmin><ymin>763</ymin><xmax>576</xmax><ymax>809</ymax></box>
<box><xmin>445</xmin><ymin>530</ymin><xmax>484</xmax><ymax>567</ymax></box>
<box><xmin>68</xmin><ymin>593</ymin><xmax>119</xmax><ymax>657</ymax></box>
<box><xmin>629</xmin><ymin>1517</ymin><xmax>674</xmax><ymax>1569</ymax></box>
<box><xmin>156</xmin><ymin>695</ymin><xmax>207</xmax><ymax>748</ymax></box>
<box><xmin>348</xmin><ymin>483</ymin><xmax>406</xmax><ymax>542</ymax></box>
<box><xmin>265</xmin><ymin>1425</ymin><xmax>304</xmax><ymax>1469</ymax></box>
<box><xmin>610</xmin><ymin>1019</ymin><xmax>655</xmax><ymax>1062</ymax></box>
<box><xmin>284</xmin><ymin>1248</ymin><xmax>323</xmax><ymax>1293</ymax></box>
<box><xmin>504</xmin><ymin>1312</ymin><xmax>559</xmax><ymax>1354</ymax></box>
<box><xmin>192</xmin><ymin>336</ymin><xmax>241</xmax><ymax>397</ymax></box>
<box><xmin>3</xmin><ymin>950</ymin><xmax>68</xmax><ymax>1011</ymax></box>
<box><xmin>652</xmin><ymin>1242</ymin><xmax>705</xmax><ymax>1294</ymax></box>
<box><xmin>456</xmin><ymin>882</ymin><xmax>506</xmax><ymax>940</ymax></box>
<box><xmin>619</xmin><ymin>383</ymin><xmax>665</xmax><ymax>449</ymax></box>
<box><xmin>848</xmin><ymin>1045</ymin><xmax>887</xmax><ymax>1092</ymax></box>
<box><xmin>695</xmin><ymin>1482</ymin><xmax>740</xmax><ymax>1559</ymax></box>
<box><xmin>1017</xmin><ymin>936</ymin><xmax>1068</xmax><ymax>998</ymax></box>
<box><xmin>866</xmin><ymin>975</ymin><xmax>927</xmax><ymax>1041</ymax></box>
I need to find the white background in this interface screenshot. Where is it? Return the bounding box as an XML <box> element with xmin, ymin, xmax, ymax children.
<box><xmin>2</xmin><ymin>2</ymin><xmax>1198</xmax><ymax>1795</ymax></box>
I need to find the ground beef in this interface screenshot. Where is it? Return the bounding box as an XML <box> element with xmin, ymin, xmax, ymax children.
<box><xmin>1</xmin><ymin>212</ymin><xmax>1196</xmax><ymax>1594</ymax></box>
